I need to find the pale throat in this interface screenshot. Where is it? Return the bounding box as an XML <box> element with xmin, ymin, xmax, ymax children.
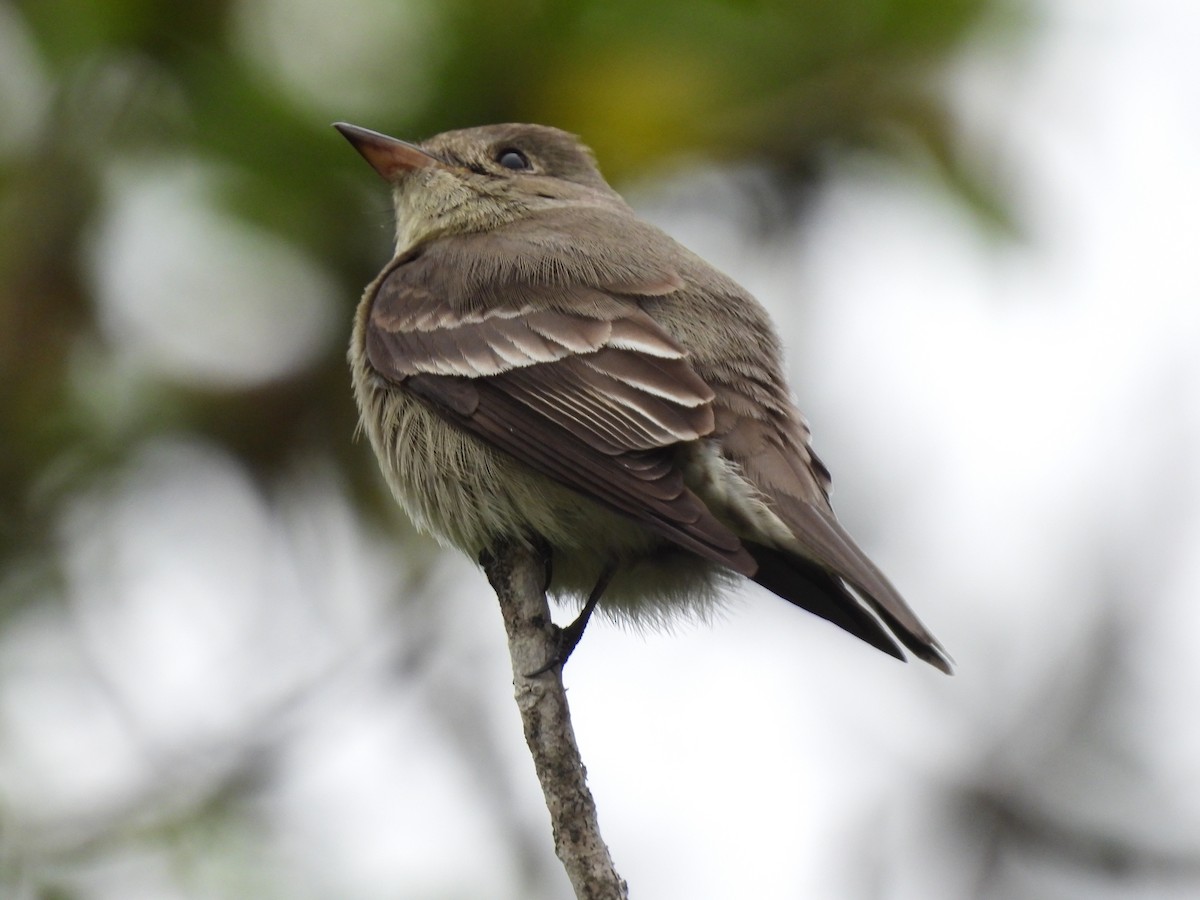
<box><xmin>390</xmin><ymin>174</ymin><xmax>525</xmax><ymax>254</ymax></box>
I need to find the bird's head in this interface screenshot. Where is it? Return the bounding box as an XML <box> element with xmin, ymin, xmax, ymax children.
<box><xmin>335</xmin><ymin>122</ymin><xmax>626</xmax><ymax>252</ymax></box>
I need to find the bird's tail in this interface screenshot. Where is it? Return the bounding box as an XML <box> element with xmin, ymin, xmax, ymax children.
<box><xmin>746</xmin><ymin>537</ymin><xmax>953</xmax><ymax>673</ymax></box>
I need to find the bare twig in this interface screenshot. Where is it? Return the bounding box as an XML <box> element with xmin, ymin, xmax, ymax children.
<box><xmin>482</xmin><ymin>541</ymin><xmax>628</xmax><ymax>900</ymax></box>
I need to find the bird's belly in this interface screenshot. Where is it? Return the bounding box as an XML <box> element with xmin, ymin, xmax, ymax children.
<box><xmin>355</xmin><ymin>374</ymin><xmax>729</xmax><ymax>619</ymax></box>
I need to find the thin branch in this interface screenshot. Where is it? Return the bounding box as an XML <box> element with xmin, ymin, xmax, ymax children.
<box><xmin>482</xmin><ymin>541</ymin><xmax>628</xmax><ymax>900</ymax></box>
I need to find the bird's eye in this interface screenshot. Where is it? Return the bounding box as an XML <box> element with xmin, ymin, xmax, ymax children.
<box><xmin>496</xmin><ymin>148</ymin><xmax>531</xmax><ymax>171</ymax></box>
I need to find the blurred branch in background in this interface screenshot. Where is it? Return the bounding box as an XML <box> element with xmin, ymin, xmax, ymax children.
<box><xmin>3</xmin><ymin>0</ymin><xmax>1198</xmax><ymax>898</ymax></box>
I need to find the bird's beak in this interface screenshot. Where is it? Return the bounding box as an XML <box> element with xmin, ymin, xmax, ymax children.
<box><xmin>334</xmin><ymin>122</ymin><xmax>443</xmax><ymax>180</ymax></box>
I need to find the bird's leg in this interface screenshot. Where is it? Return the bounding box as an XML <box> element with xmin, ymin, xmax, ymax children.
<box><xmin>527</xmin><ymin>563</ymin><xmax>615</xmax><ymax>677</ymax></box>
<box><xmin>538</xmin><ymin>540</ymin><xmax>554</xmax><ymax>594</ymax></box>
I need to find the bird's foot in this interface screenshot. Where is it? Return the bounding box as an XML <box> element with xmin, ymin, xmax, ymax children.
<box><xmin>525</xmin><ymin>563</ymin><xmax>614</xmax><ymax>677</ymax></box>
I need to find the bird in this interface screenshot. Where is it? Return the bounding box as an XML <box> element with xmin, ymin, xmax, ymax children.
<box><xmin>335</xmin><ymin>121</ymin><xmax>951</xmax><ymax>674</ymax></box>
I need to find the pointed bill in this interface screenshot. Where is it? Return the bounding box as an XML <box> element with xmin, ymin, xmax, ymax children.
<box><xmin>334</xmin><ymin>123</ymin><xmax>443</xmax><ymax>180</ymax></box>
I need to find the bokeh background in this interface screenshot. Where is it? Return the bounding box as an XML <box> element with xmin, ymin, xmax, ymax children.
<box><xmin>3</xmin><ymin>0</ymin><xmax>1199</xmax><ymax>897</ymax></box>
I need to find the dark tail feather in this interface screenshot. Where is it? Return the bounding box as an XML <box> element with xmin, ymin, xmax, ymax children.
<box><xmin>766</xmin><ymin>497</ymin><xmax>953</xmax><ymax>673</ymax></box>
<box><xmin>868</xmin><ymin>602</ymin><xmax>955</xmax><ymax>673</ymax></box>
<box><xmin>745</xmin><ymin>542</ymin><xmax>907</xmax><ymax>663</ymax></box>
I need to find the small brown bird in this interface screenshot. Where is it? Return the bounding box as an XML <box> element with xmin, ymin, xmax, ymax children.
<box><xmin>336</xmin><ymin>121</ymin><xmax>951</xmax><ymax>673</ymax></box>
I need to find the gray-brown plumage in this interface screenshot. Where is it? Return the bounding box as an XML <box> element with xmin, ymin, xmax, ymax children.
<box><xmin>336</xmin><ymin>121</ymin><xmax>952</xmax><ymax>673</ymax></box>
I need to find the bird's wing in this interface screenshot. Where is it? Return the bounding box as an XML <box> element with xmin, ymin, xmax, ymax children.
<box><xmin>363</xmin><ymin>246</ymin><xmax>756</xmax><ymax>576</ymax></box>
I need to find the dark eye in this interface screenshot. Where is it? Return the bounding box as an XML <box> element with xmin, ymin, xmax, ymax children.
<box><xmin>496</xmin><ymin>148</ymin><xmax>530</xmax><ymax>170</ymax></box>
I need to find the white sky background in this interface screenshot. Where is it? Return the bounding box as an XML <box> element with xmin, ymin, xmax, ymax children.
<box><xmin>2</xmin><ymin>0</ymin><xmax>1199</xmax><ymax>898</ymax></box>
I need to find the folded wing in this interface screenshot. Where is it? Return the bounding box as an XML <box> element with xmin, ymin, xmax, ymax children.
<box><xmin>365</xmin><ymin>249</ymin><xmax>756</xmax><ymax>576</ymax></box>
